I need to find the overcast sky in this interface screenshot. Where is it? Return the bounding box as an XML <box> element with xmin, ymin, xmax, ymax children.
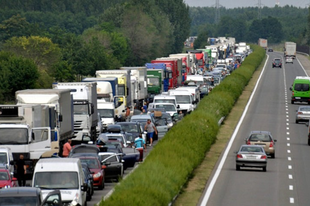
<box><xmin>183</xmin><ymin>0</ymin><xmax>310</xmax><ymax>8</ymax></box>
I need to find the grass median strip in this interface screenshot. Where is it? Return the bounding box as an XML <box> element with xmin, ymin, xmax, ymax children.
<box><xmin>173</xmin><ymin>55</ymin><xmax>267</xmax><ymax>206</ymax></box>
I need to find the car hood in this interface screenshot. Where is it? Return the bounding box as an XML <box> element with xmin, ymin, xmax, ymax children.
<box><xmin>0</xmin><ymin>180</ymin><xmax>12</xmax><ymax>188</ymax></box>
<box><xmin>41</xmin><ymin>189</ymin><xmax>79</xmax><ymax>202</ymax></box>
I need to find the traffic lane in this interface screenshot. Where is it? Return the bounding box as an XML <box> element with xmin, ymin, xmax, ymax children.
<box><xmin>88</xmin><ymin>133</ymin><xmax>164</xmax><ymax>205</ymax></box>
<box><xmin>205</xmin><ymin>52</ymin><xmax>292</xmax><ymax>206</ymax></box>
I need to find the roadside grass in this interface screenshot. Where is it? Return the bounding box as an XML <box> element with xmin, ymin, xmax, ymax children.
<box><xmin>173</xmin><ymin>55</ymin><xmax>267</xmax><ymax>206</ymax></box>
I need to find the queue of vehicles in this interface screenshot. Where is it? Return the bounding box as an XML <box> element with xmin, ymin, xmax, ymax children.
<box><xmin>0</xmin><ymin>36</ymin><xmax>253</xmax><ymax>205</ymax></box>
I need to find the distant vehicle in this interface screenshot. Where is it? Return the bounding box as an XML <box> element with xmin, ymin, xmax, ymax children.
<box><xmin>285</xmin><ymin>57</ymin><xmax>293</xmax><ymax>64</ymax></box>
<box><xmin>235</xmin><ymin>145</ymin><xmax>267</xmax><ymax>172</ymax></box>
<box><xmin>267</xmin><ymin>48</ymin><xmax>273</xmax><ymax>52</ymax></box>
<box><xmin>245</xmin><ymin>131</ymin><xmax>276</xmax><ymax>158</ymax></box>
<box><xmin>0</xmin><ymin>187</ymin><xmax>63</xmax><ymax>206</ymax></box>
<box><xmin>295</xmin><ymin>106</ymin><xmax>310</xmax><ymax>123</ymax></box>
<box><xmin>272</xmin><ymin>58</ymin><xmax>282</xmax><ymax>68</ymax></box>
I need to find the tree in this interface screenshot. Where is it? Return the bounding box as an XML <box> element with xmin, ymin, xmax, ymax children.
<box><xmin>247</xmin><ymin>20</ymin><xmax>263</xmax><ymax>43</ymax></box>
<box><xmin>194</xmin><ymin>31</ymin><xmax>208</xmax><ymax>49</ymax></box>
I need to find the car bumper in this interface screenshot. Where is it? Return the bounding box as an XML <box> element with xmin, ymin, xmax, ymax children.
<box><xmin>236</xmin><ymin>160</ymin><xmax>267</xmax><ymax>168</ymax></box>
<box><xmin>296</xmin><ymin>115</ymin><xmax>310</xmax><ymax>122</ymax></box>
<box><xmin>292</xmin><ymin>97</ymin><xmax>310</xmax><ymax>103</ymax></box>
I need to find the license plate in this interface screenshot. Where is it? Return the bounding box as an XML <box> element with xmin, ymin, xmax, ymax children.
<box><xmin>295</xmin><ymin>97</ymin><xmax>301</xmax><ymax>99</ymax></box>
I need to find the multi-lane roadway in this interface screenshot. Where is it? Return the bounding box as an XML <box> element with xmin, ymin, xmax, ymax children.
<box><xmin>199</xmin><ymin>52</ymin><xmax>310</xmax><ymax>206</ymax></box>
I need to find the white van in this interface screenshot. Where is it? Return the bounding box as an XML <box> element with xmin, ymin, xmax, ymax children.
<box><xmin>168</xmin><ymin>89</ymin><xmax>194</xmax><ymax>114</ymax></box>
<box><xmin>175</xmin><ymin>86</ymin><xmax>200</xmax><ymax>104</ymax></box>
<box><xmin>32</xmin><ymin>158</ymin><xmax>87</xmax><ymax>206</ymax></box>
<box><xmin>152</xmin><ymin>95</ymin><xmax>179</xmax><ymax>108</ymax></box>
<box><xmin>186</xmin><ymin>75</ymin><xmax>205</xmax><ymax>87</ymax></box>
<box><xmin>0</xmin><ymin>147</ymin><xmax>14</xmax><ymax>176</ymax></box>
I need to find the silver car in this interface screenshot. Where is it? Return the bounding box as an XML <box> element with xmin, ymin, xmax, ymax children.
<box><xmin>235</xmin><ymin>145</ymin><xmax>267</xmax><ymax>172</ymax></box>
<box><xmin>295</xmin><ymin>106</ymin><xmax>310</xmax><ymax>123</ymax></box>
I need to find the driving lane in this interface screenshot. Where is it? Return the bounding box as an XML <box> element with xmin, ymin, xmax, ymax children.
<box><xmin>201</xmin><ymin>52</ymin><xmax>310</xmax><ymax>206</ymax></box>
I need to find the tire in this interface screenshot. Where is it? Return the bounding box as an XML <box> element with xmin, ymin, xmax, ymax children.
<box><xmin>236</xmin><ymin>165</ymin><xmax>240</xmax><ymax>171</ymax></box>
<box><xmin>295</xmin><ymin>119</ymin><xmax>299</xmax><ymax>124</ymax></box>
<box><xmin>308</xmin><ymin>138</ymin><xmax>310</xmax><ymax>146</ymax></box>
<box><xmin>308</xmin><ymin>101</ymin><xmax>310</xmax><ymax>105</ymax></box>
<box><xmin>270</xmin><ymin>153</ymin><xmax>275</xmax><ymax>158</ymax></box>
<box><xmin>98</xmin><ymin>179</ymin><xmax>105</xmax><ymax>190</ymax></box>
<box><xmin>86</xmin><ymin>192</ymin><xmax>91</xmax><ymax>201</ymax></box>
<box><xmin>291</xmin><ymin>100</ymin><xmax>294</xmax><ymax>104</ymax></box>
<box><xmin>262</xmin><ymin>166</ymin><xmax>267</xmax><ymax>172</ymax></box>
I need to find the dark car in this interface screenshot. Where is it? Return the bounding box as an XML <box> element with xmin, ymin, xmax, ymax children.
<box><xmin>272</xmin><ymin>58</ymin><xmax>282</xmax><ymax>68</ymax></box>
<box><xmin>268</xmin><ymin>48</ymin><xmax>273</xmax><ymax>52</ymax></box>
<box><xmin>0</xmin><ymin>187</ymin><xmax>62</xmax><ymax>206</ymax></box>
<box><xmin>116</xmin><ymin>122</ymin><xmax>145</xmax><ymax>140</ymax></box>
<box><xmin>99</xmin><ymin>152</ymin><xmax>124</xmax><ymax>181</ymax></box>
<box><xmin>81</xmin><ymin>163</ymin><xmax>94</xmax><ymax>201</ymax></box>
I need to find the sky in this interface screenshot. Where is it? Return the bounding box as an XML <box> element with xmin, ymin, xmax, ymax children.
<box><xmin>183</xmin><ymin>0</ymin><xmax>310</xmax><ymax>8</ymax></box>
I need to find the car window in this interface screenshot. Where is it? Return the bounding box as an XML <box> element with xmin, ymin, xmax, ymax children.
<box><xmin>0</xmin><ymin>196</ymin><xmax>38</xmax><ymax>206</ymax></box>
<box><xmin>250</xmin><ymin>134</ymin><xmax>271</xmax><ymax>142</ymax></box>
<box><xmin>300</xmin><ymin>107</ymin><xmax>310</xmax><ymax>111</ymax></box>
<box><xmin>0</xmin><ymin>172</ymin><xmax>8</xmax><ymax>180</ymax></box>
<box><xmin>80</xmin><ymin>158</ymin><xmax>99</xmax><ymax>169</ymax></box>
<box><xmin>242</xmin><ymin>147</ymin><xmax>262</xmax><ymax>153</ymax></box>
<box><xmin>294</xmin><ymin>83</ymin><xmax>309</xmax><ymax>91</ymax></box>
<box><xmin>102</xmin><ymin>155</ymin><xmax>117</xmax><ymax>163</ymax></box>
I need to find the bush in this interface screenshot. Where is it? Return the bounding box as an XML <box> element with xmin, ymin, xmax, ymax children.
<box><xmin>99</xmin><ymin>44</ymin><xmax>266</xmax><ymax>206</ymax></box>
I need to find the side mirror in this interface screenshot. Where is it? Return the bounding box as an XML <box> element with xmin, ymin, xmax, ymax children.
<box><xmin>289</xmin><ymin>87</ymin><xmax>292</xmax><ymax>91</ymax></box>
<box><xmin>305</xmin><ymin>122</ymin><xmax>309</xmax><ymax>127</ymax></box>
<box><xmin>12</xmin><ymin>177</ymin><xmax>17</xmax><ymax>181</ymax></box>
<box><xmin>59</xmin><ymin>115</ymin><xmax>63</xmax><ymax>122</ymax></box>
<box><xmin>102</xmin><ymin>165</ymin><xmax>107</xmax><ymax>169</ymax></box>
<box><xmin>177</xmin><ymin>105</ymin><xmax>180</xmax><ymax>109</ymax></box>
<box><xmin>274</xmin><ymin>139</ymin><xmax>277</xmax><ymax>142</ymax></box>
<box><xmin>81</xmin><ymin>183</ymin><xmax>87</xmax><ymax>192</ymax></box>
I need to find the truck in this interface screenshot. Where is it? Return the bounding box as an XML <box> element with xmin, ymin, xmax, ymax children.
<box><xmin>187</xmin><ymin>50</ymin><xmax>205</xmax><ymax>73</ymax></box>
<box><xmin>284</xmin><ymin>42</ymin><xmax>297</xmax><ymax>59</ymax></box>
<box><xmin>96</xmin><ymin>70</ymin><xmax>131</xmax><ymax>118</ymax></box>
<box><xmin>169</xmin><ymin>53</ymin><xmax>193</xmax><ymax>80</ymax></box>
<box><xmin>236</xmin><ymin>42</ymin><xmax>247</xmax><ymax>54</ymax></box>
<box><xmin>151</xmin><ymin>60</ymin><xmax>178</xmax><ymax>89</ymax></box>
<box><xmin>120</xmin><ymin>67</ymin><xmax>147</xmax><ymax>109</ymax></box>
<box><xmin>82</xmin><ymin>78</ymin><xmax>113</xmax><ymax>102</ymax></box>
<box><xmin>97</xmin><ymin>100</ymin><xmax>115</xmax><ymax>132</ymax></box>
<box><xmin>258</xmin><ymin>38</ymin><xmax>268</xmax><ymax>49</ymax></box>
<box><xmin>52</xmin><ymin>82</ymin><xmax>98</xmax><ymax>143</ymax></box>
<box><xmin>154</xmin><ymin>58</ymin><xmax>182</xmax><ymax>87</ymax></box>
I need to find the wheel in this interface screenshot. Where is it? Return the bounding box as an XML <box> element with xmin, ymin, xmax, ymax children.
<box><xmin>295</xmin><ymin>119</ymin><xmax>299</xmax><ymax>124</ymax></box>
<box><xmin>84</xmin><ymin>200</ymin><xmax>87</xmax><ymax>206</ymax></box>
<box><xmin>236</xmin><ymin>165</ymin><xmax>240</xmax><ymax>171</ymax></box>
<box><xmin>98</xmin><ymin>179</ymin><xmax>105</xmax><ymax>190</ymax></box>
<box><xmin>270</xmin><ymin>153</ymin><xmax>275</xmax><ymax>158</ymax></box>
<box><xmin>308</xmin><ymin>138</ymin><xmax>310</xmax><ymax>146</ymax></box>
<box><xmin>86</xmin><ymin>191</ymin><xmax>92</xmax><ymax>201</ymax></box>
<box><xmin>308</xmin><ymin>101</ymin><xmax>310</xmax><ymax>105</ymax></box>
<box><xmin>262</xmin><ymin>166</ymin><xmax>267</xmax><ymax>172</ymax></box>
<box><xmin>291</xmin><ymin>100</ymin><xmax>294</xmax><ymax>104</ymax></box>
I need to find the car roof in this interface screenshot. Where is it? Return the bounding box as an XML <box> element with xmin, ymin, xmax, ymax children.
<box><xmin>116</xmin><ymin>122</ymin><xmax>140</xmax><ymax>125</ymax></box>
<box><xmin>0</xmin><ymin>187</ymin><xmax>41</xmax><ymax>196</ymax></box>
<box><xmin>249</xmin><ymin>131</ymin><xmax>271</xmax><ymax>135</ymax></box>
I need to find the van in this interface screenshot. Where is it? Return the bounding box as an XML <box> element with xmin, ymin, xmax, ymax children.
<box><xmin>175</xmin><ymin>86</ymin><xmax>200</xmax><ymax>104</ymax></box>
<box><xmin>168</xmin><ymin>89</ymin><xmax>194</xmax><ymax>114</ymax></box>
<box><xmin>290</xmin><ymin>76</ymin><xmax>310</xmax><ymax>104</ymax></box>
<box><xmin>0</xmin><ymin>147</ymin><xmax>14</xmax><ymax>176</ymax></box>
<box><xmin>152</xmin><ymin>95</ymin><xmax>179</xmax><ymax>108</ymax></box>
<box><xmin>32</xmin><ymin>158</ymin><xmax>87</xmax><ymax>206</ymax></box>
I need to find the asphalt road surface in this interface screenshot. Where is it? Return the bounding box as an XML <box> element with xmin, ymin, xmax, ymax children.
<box><xmin>199</xmin><ymin>52</ymin><xmax>310</xmax><ymax>206</ymax></box>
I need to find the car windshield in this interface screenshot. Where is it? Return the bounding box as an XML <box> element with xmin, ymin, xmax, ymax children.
<box><xmin>249</xmin><ymin>134</ymin><xmax>271</xmax><ymax>142</ymax></box>
<box><xmin>294</xmin><ymin>83</ymin><xmax>309</xmax><ymax>91</ymax></box>
<box><xmin>300</xmin><ymin>107</ymin><xmax>310</xmax><ymax>111</ymax></box>
<box><xmin>80</xmin><ymin>158</ymin><xmax>99</xmax><ymax>169</ymax></box>
<box><xmin>0</xmin><ymin>197</ymin><xmax>38</xmax><ymax>206</ymax></box>
<box><xmin>119</xmin><ymin>124</ymin><xmax>139</xmax><ymax>133</ymax></box>
<box><xmin>147</xmin><ymin>77</ymin><xmax>159</xmax><ymax>86</ymax></box>
<box><xmin>154</xmin><ymin>99</ymin><xmax>176</xmax><ymax>105</ymax></box>
<box><xmin>33</xmin><ymin>172</ymin><xmax>78</xmax><ymax>189</ymax></box>
<box><xmin>0</xmin><ymin>128</ymin><xmax>28</xmax><ymax>144</ymax></box>
<box><xmin>0</xmin><ymin>153</ymin><xmax>7</xmax><ymax>164</ymax></box>
<box><xmin>155</xmin><ymin>118</ymin><xmax>167</xmax><ymax>126</ymax></box>
<box><xmin>98</xmin><ymin>109</ymin><xmax>114</xmax><ymax>118</ymax></box>
<box><xmin>155</xmin><ymin>104</ymin><xmax>176</xmax><ymax>112</ymax></box>
<box><xmin>0</xmin><ymin>171</ymin><xmax>9</xmax><ymax>180</ymax></box>
<box><xmin>274</xmin><ymin>59</ymin><xmax>281</xmax><ymax>63</ymax></box>
<box><xmin>175</xmin><ymin>95</ymin><xmax>192</xmax><ymax>104</ymax></box>
<box><xmin>241</xmin><ymin>146</ymin><xmax>263</xmax><ymax>153</ymax></box>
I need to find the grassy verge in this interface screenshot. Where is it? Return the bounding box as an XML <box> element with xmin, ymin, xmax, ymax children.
<box><xmin>173</xmin><ymin>55</ymin><xmax>267</xmax><ymax>206</ymax></box>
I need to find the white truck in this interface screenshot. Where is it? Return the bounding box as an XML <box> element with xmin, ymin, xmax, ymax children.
<box><xmin>168</xmin><ymin>89</ymin><xmax>195</xmax><ymax>115</ymax></box>
<box><xmin>52</xmin><ymin>82</ymin><xmax>98</xmax><ymax>142</ymax></box>
<box><xmin>97</xmin><ymin>100</ymin><xmax>115</xmax><ymax>132</ymax></box>
<box><xmin>82</xmin><ymin>77</ymin><xmax>113</xmax><ymax>102</ymax></box>
<box><xmin>236</xmin><ymin>42</ymin><xmax>247</xmax><ymax>54</ymax></box>
<box><xmin>285</xmin><ymin>42</ymin><xmax>297</xmax><ymax>59</ymax></box>
<box><xmin>0</xmin><ymin>102</ymin><xmax>73</xmax><ymax>177</ymax></box>
<box><xmin>120</xmin><ymin>67</ymin><xmax>147</xmax><ymax>109</ymax></box>
<box><xmin>258</xmin><ymin>38</ymin><xmax>268</xmax><ymax>49</ymax></box>
<box><xmin>169</xmin><ymin>53</ymin><xmax>194</xmax><ymax>75</ymax></box>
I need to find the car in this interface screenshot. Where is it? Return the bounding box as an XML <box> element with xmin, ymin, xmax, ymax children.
<box><xmin>272</xmin><ymin>58</ymin><xmax>282</xmax><ymax>68</ymax></box>
<box><xmin>154</xmin><ymin>112</ymin><xmax>174</xmax><ymax>129</ymax></box>
<box><xmin>0</xmin><ymin>164</ymin><xmax>17</xmax><ymax>189</ymax></box>
<box><xmin>290</xmin><ymin>76</ymin><xmax>310</xmax><ymax>104</ymax></box>
<box><xmin>116</xmin><ymin>122</ymin><xmax>146</xmax><ymax>141</ymax></box>
<box><xmin>235</xmin><ymin>145</ymin><xmax>267</xmax><ymax>172</ymax></box>
<box><xmin>285</xmin><ymin>57</ymin><xmax>293</xmax><ymax>64</ymax></box>
<box><xmin>81</xmin><ymin>163</ymin><xmax>94</xmax><ymax>201</ymax></box>
<box><xmin>0</xmin><ymin>187</ymin><xmax>63</xmax><ymax>206</ymax></box>
<box><xmin>98</xmin><ymin>133</ymin><xmax>132</xmax><ymax>148</ymax></box>
<box><xmin>295</xmin><ymin>106</ymin><xmax>310</xmax><ymax>123</ymax></box>
<box><xmin>99</xmin><ymin>152</ymin><xmax>124</xmax><ymax>181</ymax></box>
<box><xmin>268</xmin><ymin>48</ymin><xmax>273</xmax><ymax>52</ymax></box>
<box><xmin>245</xmin><ymin>131</ymin><xmax>277</xmax><ymax>158</ymax></box>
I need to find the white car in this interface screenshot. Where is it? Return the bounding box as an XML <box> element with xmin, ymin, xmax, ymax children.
<box><xmin>285</xmin><ymin>57</ymin><xmax>293</xmax><ymax>64</ymax></box>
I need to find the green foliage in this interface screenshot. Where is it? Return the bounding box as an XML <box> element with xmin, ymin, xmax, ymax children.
<box><xmin>99</xmin><ymin>44</ymin><xmax>266</xmax><ymax>206</ymax></box>
<box><xmin>194</xmin><ymin>31</ymin><xmax>209</xmax><ymax>49</ymax></box>
<box><xmin>0</xmin><ymin>51</ymin><xmax>39</xmax><ymax>102</ymax></box>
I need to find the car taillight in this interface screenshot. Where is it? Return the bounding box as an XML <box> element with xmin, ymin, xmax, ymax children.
<box><xmin>292</xmin><ymin>91</ymin><xmax>294</xmax><ymax>96</ymax></box>
<box><xmin>298</xmin><ymin>112</ymin><xmax>303</xmax><ymax>114</ymax></box>
<box><xmin>260</xmin><ymin>155</ymin><xmax>267</xmax><ymax>159</ymax></box>
<box><xmin>270</xmin><ymin>141</ymin><xmax>274</xmax><ymax>148</ymax></box>
<box><xmin>237</xmin><ymin>154</ymin><xmax>243</xmax><ymax>158</ymax></box>
<box><xmin>246</xmin><ymin>140</ymin><xmax>251</xmax><ymax>145</ymax></box>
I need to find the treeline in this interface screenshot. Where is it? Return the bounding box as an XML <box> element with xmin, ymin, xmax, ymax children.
<box><xmin>190</xmin><ymin>5</ymin><xmax>308</xmax><ymax>44</ymax></box>
<box><xmin>0</xmin><ymin>0</ymin><xmax>190</xmax><ymax>102</ymax></box>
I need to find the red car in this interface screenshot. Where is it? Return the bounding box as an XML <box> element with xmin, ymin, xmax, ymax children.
<box><xmin>77</xmin><ymin>156</ymin><xmax>106</xmax><ymax>190</ymax></box>
<box><xmin>0</xmin><ymin>169</ymin><xmax>17</xmax><ymax>188</ymax></box>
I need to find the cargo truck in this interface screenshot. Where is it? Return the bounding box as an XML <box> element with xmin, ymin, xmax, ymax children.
<box><xmin>152</xmin><ymin>59</ymin><xmax>179</xmax><ymax>88</ymax></box>
<box><xmin>156</xmin><ymin>57</ymin><xmax>183</xmax><ymax>86</ymax></box>
<box><xmin>52</xmin><ymin>82</ymin><xmax>98</xmax><ymax>143</ymax></box>
<box><xmin>258</xmin><ymin>38</ymin><xmax>268</xmax><ymax>49</ymax></box>
<box><xmin>284</xmin><ymin>42</ymin><xmax>297</xmax><ymax>59</ymax></box>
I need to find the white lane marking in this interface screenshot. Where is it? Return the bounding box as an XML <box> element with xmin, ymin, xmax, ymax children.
<box><xmin>288</xmin><ymin>157</ymin><xmax>292</xmax><ymax>161</ymax></box>
<box><xmin>286</xmin><ymin>127</ymin><xmax>289</xmax><ymax>130</ymax></box>
<box><xmin>287</xmin><ymin>137</ymin><xmax>290</xmax><ymax>141</ymax></box>
<box><xmin>286</xmin><ymin>119</ymin><xmax>289</xmax><ymax>121</ymax></box>
<box><xmin>289</xmin><ymin>174</ymin><xmax>293</xmax><ymax>179</ymax></box>
<box><xmin>290</xmin><ymin>198</ymin><xmax>295</xmax><ymax>204</ymax></box>
<box><xmin>287</xmin><ymin>143</ymin><xmax>290</xmax><ymax>146</ymax></box>
<box><xmin>297</xmin><ymin>58</ymin><xmax>309</xmax><ymax>76</ymax></box>
<box><xmin>286</xmin><ymin>103</ymin><xmax>288</xmax><ymax>105</ymax></box>
<box><xmin>286</xmin><ymin>115</ymin><xmax>289</xmax><ymax>117</ymax></box>
<box><xmin>199</xmin><ymin>55</ymin><xmax>270</xmax><ymax>206</ymax></box>
<box><xmin>289</xmin><ymin>185</ymin><xmax>293</xmax><ymax>190</ymax></box>
<box><xmin>286</xmin><ymin>123</ymin><xmax>289</xmax><ymax>126</ymax></box>
<box><xmin>287</xmin><ymin>132</ymin><xmax>290</xmax><ymax>135</ymax></box>
<box><xmin>286</xmin><ymin>112</ymin><xmax>289</xmax><ymax>114</ymax></box>
<box><xmin>286</xmin><ymin>108</ymin><xmax>288</xmax><ymax>111</ymax></box>
<box><xmin>287</xmin><ymin>150</ymin><xmax>291</xmax><ymax>153</ymax></box>
<box><xmin>288</xmin><ymin>165</ymin><xmax>292</xmax><ymax>169</ymax></box>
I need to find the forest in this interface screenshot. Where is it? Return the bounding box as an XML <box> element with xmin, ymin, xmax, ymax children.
<box><xmin>0</xmin><ymin>0</ymin><xmax>190</xmax><ymax>102</ymax></box>
<box><xmin>190</xmin><ymin>5</ymin><xmax>309</xmax><ymax>48</ymax></box>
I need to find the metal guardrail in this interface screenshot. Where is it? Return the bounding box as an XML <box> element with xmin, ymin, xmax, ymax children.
<box><xmin>297</xmin><ymin>44</ymin><xmax>310</xmax><ymax>56</ymax></box>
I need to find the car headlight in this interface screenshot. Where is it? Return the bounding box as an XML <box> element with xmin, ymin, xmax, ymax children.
<box><xmin>93</xmin><ymin>172</ymin><xmax>102</xmax><ymax>178</ymax></box>
<box><xmin>4</xmin><ymin>185</ymin><xmax>10</xmax><ymax>188</ymax></box>
<box><xmin>69</xmin><ymin>193</ymin><xmax>80</xmax><ymax>206</ymax></box>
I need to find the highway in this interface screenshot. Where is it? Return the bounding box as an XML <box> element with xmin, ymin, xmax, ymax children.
<box><xmin>199</xmin><ymin>52</ymin><xmax>310</xmax><ymax>206</ymax></box>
